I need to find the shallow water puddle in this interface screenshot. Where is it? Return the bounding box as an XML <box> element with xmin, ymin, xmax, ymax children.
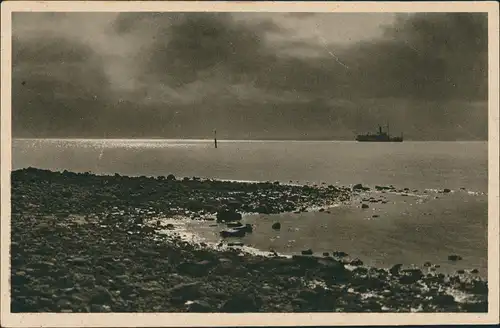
<box><xmin>146</xmin><ymin>187</ymin><xmax>486</xmax><ymax>277</ymax></box>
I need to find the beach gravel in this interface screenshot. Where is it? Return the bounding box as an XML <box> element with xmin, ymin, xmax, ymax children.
<box><xmin>10</xmin><ymin>168</ymin><xmax>488</xmax><ymax>313</ymax></box>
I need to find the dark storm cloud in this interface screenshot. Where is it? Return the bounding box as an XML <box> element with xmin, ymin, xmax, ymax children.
<box><xmin>371</xmin><ymin>13</ymin><xmax>488</xmax><ymax>100</ymax></box>
<box><xmin>122</xmin><ymin>12</ymin><xmax>487</xmax><ymax>100</ymax></box>
<box><xmin>12</xmin><ymin>34</ymin><xmax>113</xmax><ymax>137</ymax></box>
<box><xmin>11</xmin><ymin>12</ymin><xmax>488</xmax><ymax>140</ymax></box>
<box><xmin>257</xmin><ymin>12</ymin><xmax>488</xmax><ymax>100</ymax></box>
<box><xmin>113</xmin><ymin>12</ymin><xmax>284</xmax><ymax>86</ymax></box>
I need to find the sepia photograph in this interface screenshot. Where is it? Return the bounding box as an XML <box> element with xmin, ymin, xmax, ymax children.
<box><xmin>1</xmin><ymin>1</ymin><xmax>499</xmax><ymax>327</ymax></box>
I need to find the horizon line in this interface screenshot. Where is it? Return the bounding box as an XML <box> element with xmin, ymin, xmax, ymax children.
<box><xmin>12</xmin><ymin>137</ymin><xmax>488</xmax><ymax>142</ymax></box>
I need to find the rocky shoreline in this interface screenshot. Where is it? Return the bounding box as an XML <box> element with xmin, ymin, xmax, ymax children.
<box><xmin>10</xmin><ymin>168</ymin><xmax>488</xmax><ymax>313</ymax></box>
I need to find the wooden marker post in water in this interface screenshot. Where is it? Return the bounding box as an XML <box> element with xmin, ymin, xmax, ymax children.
<box><xmin>214</xmin><ymin>129</ymin><xmax>218</xmax><ymax>149</ymax></box>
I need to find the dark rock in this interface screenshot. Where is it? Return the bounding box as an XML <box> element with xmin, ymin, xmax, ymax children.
<box><xmin>448</xmin><ymin>255</ymin><xmax>463</xmax><ymax>261</ymax></box>
<box><xmin>431</xmin><ymin>294</ymin><xmax>456</xmax><ymax>306</ymax></box>
<box><xmin>318</xmin><ymin>258</ymin><xmax>349</xmax><ymax>280</ymax></box>
<box><xmin>350</xmin><ymin>258</ymin><xmax>363</xmax><ymax>266</ymax></box>
<box><xmin>226</xmin><ymin>222</ymin><xmax>242</xmax><ymax>228</ymax></box>
<box><xmin>227</xmin><ymin>242</ymin><xmax>244</xmax><ymax>247</ymax></box>
<box><xmin>216</xmin><ymin>209</ymin><xmax>242</xmax><ymax>223</ymax></box>
<box><xmin>186</xmin><ymin>300</ymin><xmax>213</xmax><ymax>313</ymax></box>
<box><xmin>168</xmin><ymin>282</ymin><xmax>203</xmax><ymax>301</ymax></box>
<box><xmin>166</xmin><ymin>174</ymin><xmax>176</xmax><ymax>181</ymax></box>
<box><xmin>220</xmin><ymin>229</ymin><xmax>246</xmax><ymax>238</ymax></box>
<box><xmin>292</xmin><ymin>255</ymin><xmax>318</xmax><ymax>267</ymax></box>
<box><xmin>90</xmin><ymin>304</ymin><xmax>112</xmax><ymax>312</ymax></box>
<box><xmin>31</xmin><ymin>260</ymin><xmax>55</xmax><ymax>270</ymax></box>
<box><xmin>301</xmin><ymin>249</ymin><xmax>313</xmax><ymax>255</ymax></box>
<box><xmin>272</xmin><ymin>222</ymin><xmax>281</xmax><ymax>230</ymax></box>
<box><xmin>372</xmin><ymin>214</ymin><xmax>379</xmax><ymax>218</ymax></box>
<box><xmin>323</xmin><ymin>252</ymin><xmax>330</xmax><ymax>257</ymax></box>
<box><xmin>352</xmin><ymin>267</ymin><xmax>369</xmax><ymax>276</ymax></box>
<box><xmin>457</xmin><ymin>269</ymin><xmax>465</xmax><ymax>274</ymax></box>
<box><xmin>353</xmin><ymin>184</ymin><xmax>369</xmax><ymax>191</ymax></box>
<box><xmin>90</xmin><ymin>286</ymin><xmax>114</xmax><ymax>305</ymax></box>
<box><xmin>460</xmin><ymin>301</ymin><xmax>487</xmax><ymax>312</ymax></box>
<box><xmin>466</xmin><ymin>280</ymin><xmax>488</xmax><ymax>294</ymax></box>
<box><xmin>234</xmin><ymin>224</ymin><xmax>253</xmax><ymax>233</ymax></box>
<box><xmin>350</xmin><ymin>275</ymin><xmax>387</xmax><ymax>291</ymax></box>
<box><xmin>332</xmin><ymin>251</ymin><xmax>348</xmax><ymax>258</ymax></box>
<box><xmin>424</xmin><ymin>262</ymin><xmax>432</xmax><ymax>267</ymax></box>
<box><xmin>177</xmin><ymin>260</ymin><xmax>213</xmax><ymax>277</ymax></box>
<box><xmin>399</xmin><ymin>269</ymin><xmax>424</xmax><ymax>284</ymax></box>
<box><xmin>443</xmin><ymin>188</ymin><xmax>451</xmax><ymax>193</ymax></box>
<box><xmin>256</xmin><ymin>205</ymin><xmax>270</xmax><ymax>214</ymax></box>
<box><xmin>220</xmin><ymin>294</ymin><xmax>260</xmax><ymax>312</ymax></box>
<box><xmin>469</xmin><ymin>269</ymin><xmax>479</xmax><ymax>274</ymax></box>
<box><xmin>361</xmin><ymin>204</ymin><xmax>369</xmax><ymax>209</ymax></box>
<box><xmin>136</xmin><ymin>248</ymin><xmax>159</xmax><ymax>257</ymax></box>
<box><xmin>226</xmin><ymin>200</ymin><xmax>242</xmax><ymax>210</ymax></box>
<box><xmin>297</xmin><ymin>289</ymin><xmax>317</xmax><ymax>300</ymax></box>
<box><xmin>389</xmin><ymin>264</ymin><xmax>403</xmax><ymax>276</ymax></box>
<box><xmin>115</xmin><ymin>274</ymin><xmax>130</xmax><ymax>283</ymax></box>
<box><xmin>12</xmin><ymin>271</ymin><xmax>29</xmax><ymax>285</ymax></box>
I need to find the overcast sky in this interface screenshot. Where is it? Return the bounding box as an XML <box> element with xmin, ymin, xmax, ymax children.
<box><xmin>12</xmin><ymin>12</ymin><xmax>488</xmax><ymax>140</ymax></box>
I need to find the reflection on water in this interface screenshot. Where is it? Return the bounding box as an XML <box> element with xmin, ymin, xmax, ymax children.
<box><xmin>13</xmin><ymin>139</ymin><xmax>488</xmax><ymax>193</ymax></box>
<box><xmin>182</xmin><ymin>190</ymin><xmax>487</xmax><ymax>277</ymax></box>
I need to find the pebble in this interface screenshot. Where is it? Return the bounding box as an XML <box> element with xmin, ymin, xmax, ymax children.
<box><xmin>9</xmin><ymin>168</ymin><xmax>487</xmax><ymax>313</ymax></box>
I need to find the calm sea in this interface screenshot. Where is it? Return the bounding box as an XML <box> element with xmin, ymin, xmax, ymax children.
<box><xmin>12</xmin><ymin>139</ymin><xmax>489</xmax><ymax>276</ymax></box>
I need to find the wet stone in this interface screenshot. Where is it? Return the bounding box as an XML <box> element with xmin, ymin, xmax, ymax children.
<box><xmin>301</xmin><ymin>249</ymin><xmax>313</xmax><ymax>256</ymax></box>
<box><xmin>448</xmin><ymin>255</ymin><xmax>463</xmax><ymax>261</ymax></box>
<box><xmin>9</xmin><ymin>168</ymin><xmax>489</xmax><ymax>313</ymax></box>
<box><xmin>350</xmin><ymin>259</ymin><xmax>364</xmax><ymax>266</ymax></box>
<box><xmin>186</xmin><ymin>300</ymin><xmax>213</xmax><ymax>313</ymax></box>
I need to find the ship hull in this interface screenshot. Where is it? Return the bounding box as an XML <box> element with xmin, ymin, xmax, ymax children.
<box><xmin>356</xmin><ymin>137</ymin><xmax>403</xmax><ymax>142</ymax></box>
<box><xmin>355</xmin><ymin>125</ymin><xmax>403</xmax><ymax>142</ymax></box>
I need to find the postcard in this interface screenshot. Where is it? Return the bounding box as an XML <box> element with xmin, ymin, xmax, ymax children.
<box><xmin>1</xmin><ymin>1</ymin><xmax>499</xmax><ymax>327</ymax></box>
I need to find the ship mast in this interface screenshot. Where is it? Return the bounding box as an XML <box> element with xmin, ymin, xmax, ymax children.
<box><xmin>214</xmin><ymin>129</ymin><xmax>218</xmax><ymax>149</ymax></box>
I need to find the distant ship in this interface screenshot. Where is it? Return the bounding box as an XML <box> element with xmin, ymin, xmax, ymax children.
<box><xmin>356</xmin><ymin>125</ymin><xmax>403</xmax><ymax>142</ymax></box>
